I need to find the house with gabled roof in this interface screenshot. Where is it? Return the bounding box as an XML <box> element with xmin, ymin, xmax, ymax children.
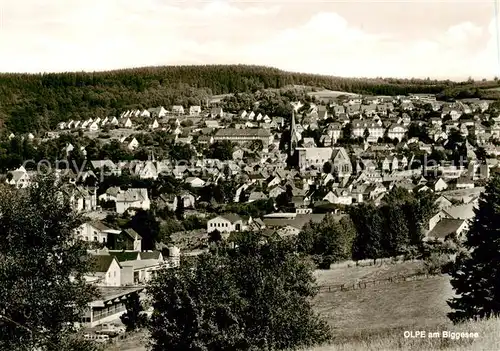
<box><xmin>210</xmin><ymin>107</ymin><xmax>224</xmax><ymax>118</ymax></box>
<box><xmin>91</xmin><ymin>255</ymin><xmax>122</xmax><ymax>287</ymax></box>
<box><xmin>115</xmin><ymin>188</ymin><xmax>150</xmax><ymax>214</ymax></box>
<box><xmin>207</xmin><ymin>213</ymin><xmax>246</xmax><ymax>234</ymax></box>
<box><xmin>189</xmin><ymin>105</ymin><xmax>202</xmax><ymax>116</ymax></box>
<box><xmin>148</xmin><ymin>106</ymin><xmax>167</xmax><ymax>118</ymax></box>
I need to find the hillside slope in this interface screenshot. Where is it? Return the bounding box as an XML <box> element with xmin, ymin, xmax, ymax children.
<box><xmin>0</xmin><ymin>65</ymin><xmax>458</xmax><ymax>133</ymax></box>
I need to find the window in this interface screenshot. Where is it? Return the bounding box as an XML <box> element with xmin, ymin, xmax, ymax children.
<box><xmin>94</xmin><ymin>236</ymin><xmax>97</xmax><ymax>241</ymax></box>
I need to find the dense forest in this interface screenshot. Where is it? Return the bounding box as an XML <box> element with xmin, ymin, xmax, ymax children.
<box><xmin>0</xmin><ymin>64</ymin><xmax>498</xmax><ymax>133</ymax></box>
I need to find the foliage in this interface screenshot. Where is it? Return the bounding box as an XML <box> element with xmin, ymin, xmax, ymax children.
<box><xmin>0</xmin><ymin>175</ymin><xmax>98</xmax><ymax>350</ymax></box>
<box><xmin>204</xmin><ymin>141</ymin><xmax>234</xmax><ymax>161</ymax></box>
<box><xmin>448</xmin><ymin>174</ymin><xmax>500</xmax><ymax>323</ymax></box>
<box><xmin>130</xmin><ymin>209</ymin><xmax>161</xmax><ymax>250</ymax></box>
<box><xmin>148</xmin><ymin>233</ymin><xmax>331</xmax><ymax>351</ymax></box>
<box><xmin>0</xmin><ymin>65</ymin><xmax>465</xmax><ymax>133</ymax></box>
<box><xmin>350</xmin><ymin>188</ymin><xmax>437</xmax><ymax>260</ymax></box>
<box><xmin>297</xmin><ymin>215</ymin><xmax>357</xmax><ymax>267</ymax></box>
<box><xmin>120</xmin><ymin>292</ymin><xmax>148</xmax><ymax>332</ymax></box>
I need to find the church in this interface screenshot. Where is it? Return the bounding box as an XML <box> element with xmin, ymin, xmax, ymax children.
<box><xmin>288</xmin><ymin>110</ymin><xmax>352</xmax><ymax>177</ymax></box>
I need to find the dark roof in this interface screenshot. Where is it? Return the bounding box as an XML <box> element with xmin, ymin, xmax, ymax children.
<box><xmin>218</xmin><ymin>213</ymin><xmax>243</xmax><ymax>223</ymax></box>
<box><xmin>124</xmin><ymin>228</ymin><xmax>142</xmax><ymax>240</ymax></box>
<box><xmin>92</xmin><ymin>255</ymin><xmax>120</xmax><ymax>272</ymax></box>
<box><xmin>140</xmin><ymin>251</ymin><xmax>162</xmax><ymax>260</ymax></box>
<box><xmin>215</xmin><ymin>128</ymin><xmax>271</xmax><ymax>138</ymax></box>
<box><xmin>108</xmin><ymin>251</ymin><xmax>140</xmax><ymax>262</ymax></box>
<box><xmin>263</xmin><ymin>214</ymin><xmax>334</xmax><ymax>231</ymax></box>
<box><xmin>427</xmin><ymin>219</ymin><xmax>465</xmax><ymax>239</ymax></box>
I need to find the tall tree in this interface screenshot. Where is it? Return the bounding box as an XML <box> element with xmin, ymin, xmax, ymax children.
<box><xmin>448</xmin><ymin>175</ymin><xmax>500</xmax><ymax>323</ymax></box>
<box><xmin>148</xmin><ymin>234</ymin><xmax>331</xmax><ymax>351</ymax></box>
<box><xmin>120</xmin><ymin>292</ymin><xmax>148</xmax><ymax>332</ymax></box>
<box><xmin>0</xmin><ymin>175</ymin><xmax>97</xmax><ymax>350</ymax></box>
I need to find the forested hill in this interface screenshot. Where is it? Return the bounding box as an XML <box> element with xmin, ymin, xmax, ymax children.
<box><xmin>0</xmin><ymin>64</ymin><xmax>494</xmax><ymax>133</ymax></box>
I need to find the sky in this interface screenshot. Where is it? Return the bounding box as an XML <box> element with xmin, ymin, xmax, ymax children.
<box><xmin>1</xmin><ymin>0</ymin><xmax>500</xmax><ymax>80</ymax></box>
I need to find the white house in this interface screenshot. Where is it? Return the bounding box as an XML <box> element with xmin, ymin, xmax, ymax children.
<box><xmin>122</xmin><ymin>118</ymin><xmax>133</xmax><ymax>128</ymax></box>
<box><xmin>207</xmin><ymin>214</ymin><xmax>245</xmax><ymax>234</ymax></box>
<box><xmin>184</xmin><ymin>177</ymin><xmax>206</xmax><ymax>188</ymax></box>
<box><xmin>89</xmin><ymin>121</ymin><xmax>100</xmax><ymax>131</ymax></box>
<box><xmin>92</xmin><ymin>255</ymin><xmax>122</xmax><ymax>287</ymax></box>
<box><xmin>171</xmin><ymin>105</ymin><xmax>185</xmax><ymax>115</ymax></box>
<box><xmin>140</xmin><ymin>109</ymin><xmax>151</xmax><ymax>118</ymax></box>
<box><xmin>387</xmin><ymin>124</ymin><xmax>407</xmax><ymax>141</ymax></box>
<box><xmin>127</xmin><ymin>138</ymin><xmax>140</xmax><ymax>151</ymax></box>
<box><xmin>116</xmin><ymin>188</ymin><xmax>151</xmax><ymax>214</ymax></box>
<box><xmin>76</xmin><ymin>221</ymin><xmax>121</xmax><ymax>245</ymax></box>
<box><xmin>189</xmin><ymin>106</ymin><xmax>202</xmax><ymax>116</ymax></box>
<box><xmin>6</xmin><ymin>166</ymin><xmax>30</xmax><ymax>189</ymax></box>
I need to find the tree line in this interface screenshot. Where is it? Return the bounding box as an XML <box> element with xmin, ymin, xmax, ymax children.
<box><xmin>3</xmin><ymin>173</ymin><xmax>500</xmax><ymax>349</ymax></box>
<box><xmin>296</xmin><ymin>187</ymin><xmax>438</xmax><ymax>267</ymax></box>
<box><xmin>0</xmin><ymin>64</ymin><xmax>477</xmax><ymax>133</ymax></box>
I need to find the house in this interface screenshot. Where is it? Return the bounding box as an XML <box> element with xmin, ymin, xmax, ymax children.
<box><xmin>425</xmin><ymin>218</ymin><xmax>469</xmax><ymax>242</ymax></box>
<box><xmin>81</xmin><ymin>286</ymin><xmax>144</xmax><ymax>327</ymax></box>
<box><xmin>136</xmin><ymin>161</ymin><xmax>158</xmax><ymax>180</ymax></box>
<box><xmin>207</xmin><ymin>214</ymin><xmax>246</xmax><ymax>234</ymax></box>
<box><xmin>91</xmin><ymin>255</ymin><xmax>122</xmax><ymax>287</ymax></box>
<box><xmin>429</xmin><ymin>178</ymin><xmax>448</xmax><ymax>192</ymax></box>
<box><xmin>76</xmin><ymin>221</ymin><xmax>122</xmax><ymax>245</ymax></box>
<box><xmin>150</xmin><ymin>119</ymin><xmax>159</xmax><ymax>129</ymax></box>
<box><xmin>456</xmin><ymin>176</ymin><xmax>475</xmax><ymax>189</ymax></box>
<box><xmin>323</xmin><ymin>189</ymin><xmax>352</xmax><ymax>205</ymax></box>
<box><xmin>171</xmin><ymin>105</ymin><xmax>185</xmax><ymax>115</ymax></box>
<box><xmin>351</xmin><ymin>119</ymin><xmax>384</xmax><ymax>142</ymax></box>
<box><xmin>89</xmin><ymin>121</ymin><xmax>99</xmax><ymax>131</ymax></box>
<box><xmin>210</xmin><ymin>107</ymin><xmax>224</xmax><ymax>118</ymax></box>
<box><xmin>121</xmin><ymin>118</ymin><xmax>133</xmax><ymax>128</ymax></box>
<box><xmin>6</xmin><ymin>166</ymin><xmax>30</xmax><ymax>188</ymax></box>
<box><xmin>119</xmin><ymin>229</ymin><xmax>143</xmax><ymax>251</ymax></box>
<box><xmin>115</xmin><ymin>188</ymin><xmax>151</xmax><ymax>214</ymax></box>
<box><xmin>214</xmin><ymin>128</ymin><xmax>273</xmax><ymax>147</ymax></box>
<box><xmin>148</xmin><ymin>106</ymin><xmax>168</xmax><ymax>118</ymax></box>
<box><xmin>127</xmin><ymin>138</ymin><xmax>140</xmax><ymax>151</ymax></box>
<box><xmin>268</xmin><ymin>185</ymin><xmax>286</xmax><ymax>198</ymax></box>
<box><xmin>205</xmin><ymin>120</ymin><xmax>220</xmax><ymax>129</ymax></box>
<box><xmin>185</xmin><ymin>177</ymin><xmax>206</xmax><ymax>188</ymax></box>
<box><xmin>248</xmin><ymin>191</ymin><xmax>268</xmax><ymax>203</ymax></box>
<box><xmin>189</xmin><ymin>106</ymin><xmax>202</xmax><ymax>116</ymax></box>
<box><xmin>435</xmin><ymin>195</ymin><xmax>453</xmax><ymax>210</ymax></box>
<box><xmin>387</xmin><ymin>124</ymin><xmax>407</xmax><ymax>141</ymax></box>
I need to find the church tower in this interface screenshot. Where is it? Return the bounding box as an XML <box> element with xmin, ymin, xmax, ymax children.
<box><xmin>289</xmin><ymin>109</ymin><xmax>299</xmax><ymax>156</ymax></box>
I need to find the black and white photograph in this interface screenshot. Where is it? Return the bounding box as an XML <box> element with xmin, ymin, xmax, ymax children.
<box><xmin>1</xmin><ymin>0</ymin><xmax>500</xmax><ymax>350</ymax></box>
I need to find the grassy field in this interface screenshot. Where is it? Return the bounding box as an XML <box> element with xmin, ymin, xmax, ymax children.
<box><xmin>313</xmin><ymin>260</ymin><xmax>425</xmax><ymax>286</ymax></box>
<box><xmin>108</xmin><ymin>261</ymin><xmax>459</xmax><ymax>351</ymax></box>
<box><xmin>309</xmin><ymin>317</ymin><xmax>500</xmax><ymax>351</ymax></box>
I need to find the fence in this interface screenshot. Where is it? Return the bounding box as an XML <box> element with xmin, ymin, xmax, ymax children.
<box><xmin>327</xmin><ymin>256</ymin><xmax>421</xmax><ymax>270</ymax></box>
<box><xmin>317</xmin><ymin>272</ymin><xmax>440</xmax><ymax>294</ymax></box>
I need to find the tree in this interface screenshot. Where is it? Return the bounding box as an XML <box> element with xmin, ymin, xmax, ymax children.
<box><xmin>363</xmin><ymin>128</ymin><xmax>370</xmax><ymax>141</ymax></box>
<box><xmin>120</xmin><ymin>292</ymin><xmax>148</xmax><ymax>331</ymax></box>
<box><xmin>208</xmin><ymin>229</ymin><xmax>223</xmax><ymax>244</ymax></box>
<box><xmin>350</xmin><ymin>203</ymin><xmax>385</xmax><ymax>260</ymax></box>
<box><xmin>206</xmin><ymin>141</ymin><xmax>234</xmax><ymax>161</ymax></box>
<box><xmin>322</xmin><ymin>161</ymin><xmax>332</xmax><ymax>174</ymax></box>
<box><xmin>0</xmin><ymin>175</ymin><xmax>97</xmax><ymax>350</ymax></box>
<box><xmin>130</xmin><ymin>209</ymin><xmax>160</xmax><ymax>250</ymax></box>
<box><xmin>447</xmin><ymin>175</ymin><xmax>500</xmax><ymax>323</ymax></box>
<box><xmin>148</xmin><ymin>234</ymin><xmax>331</xmax><ymax>351</ymax></box>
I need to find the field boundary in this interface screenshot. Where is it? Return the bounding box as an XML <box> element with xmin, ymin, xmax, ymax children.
<box><xmin>318</xmin><ymin>272</ymin><xmax>442</xmax><ymax>293</ymax></box>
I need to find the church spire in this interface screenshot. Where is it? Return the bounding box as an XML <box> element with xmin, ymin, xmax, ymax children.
<box><xmin>290</xmin><ymin>109</ymin><xmax>299</xmax><ymax>156</ymax></box>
